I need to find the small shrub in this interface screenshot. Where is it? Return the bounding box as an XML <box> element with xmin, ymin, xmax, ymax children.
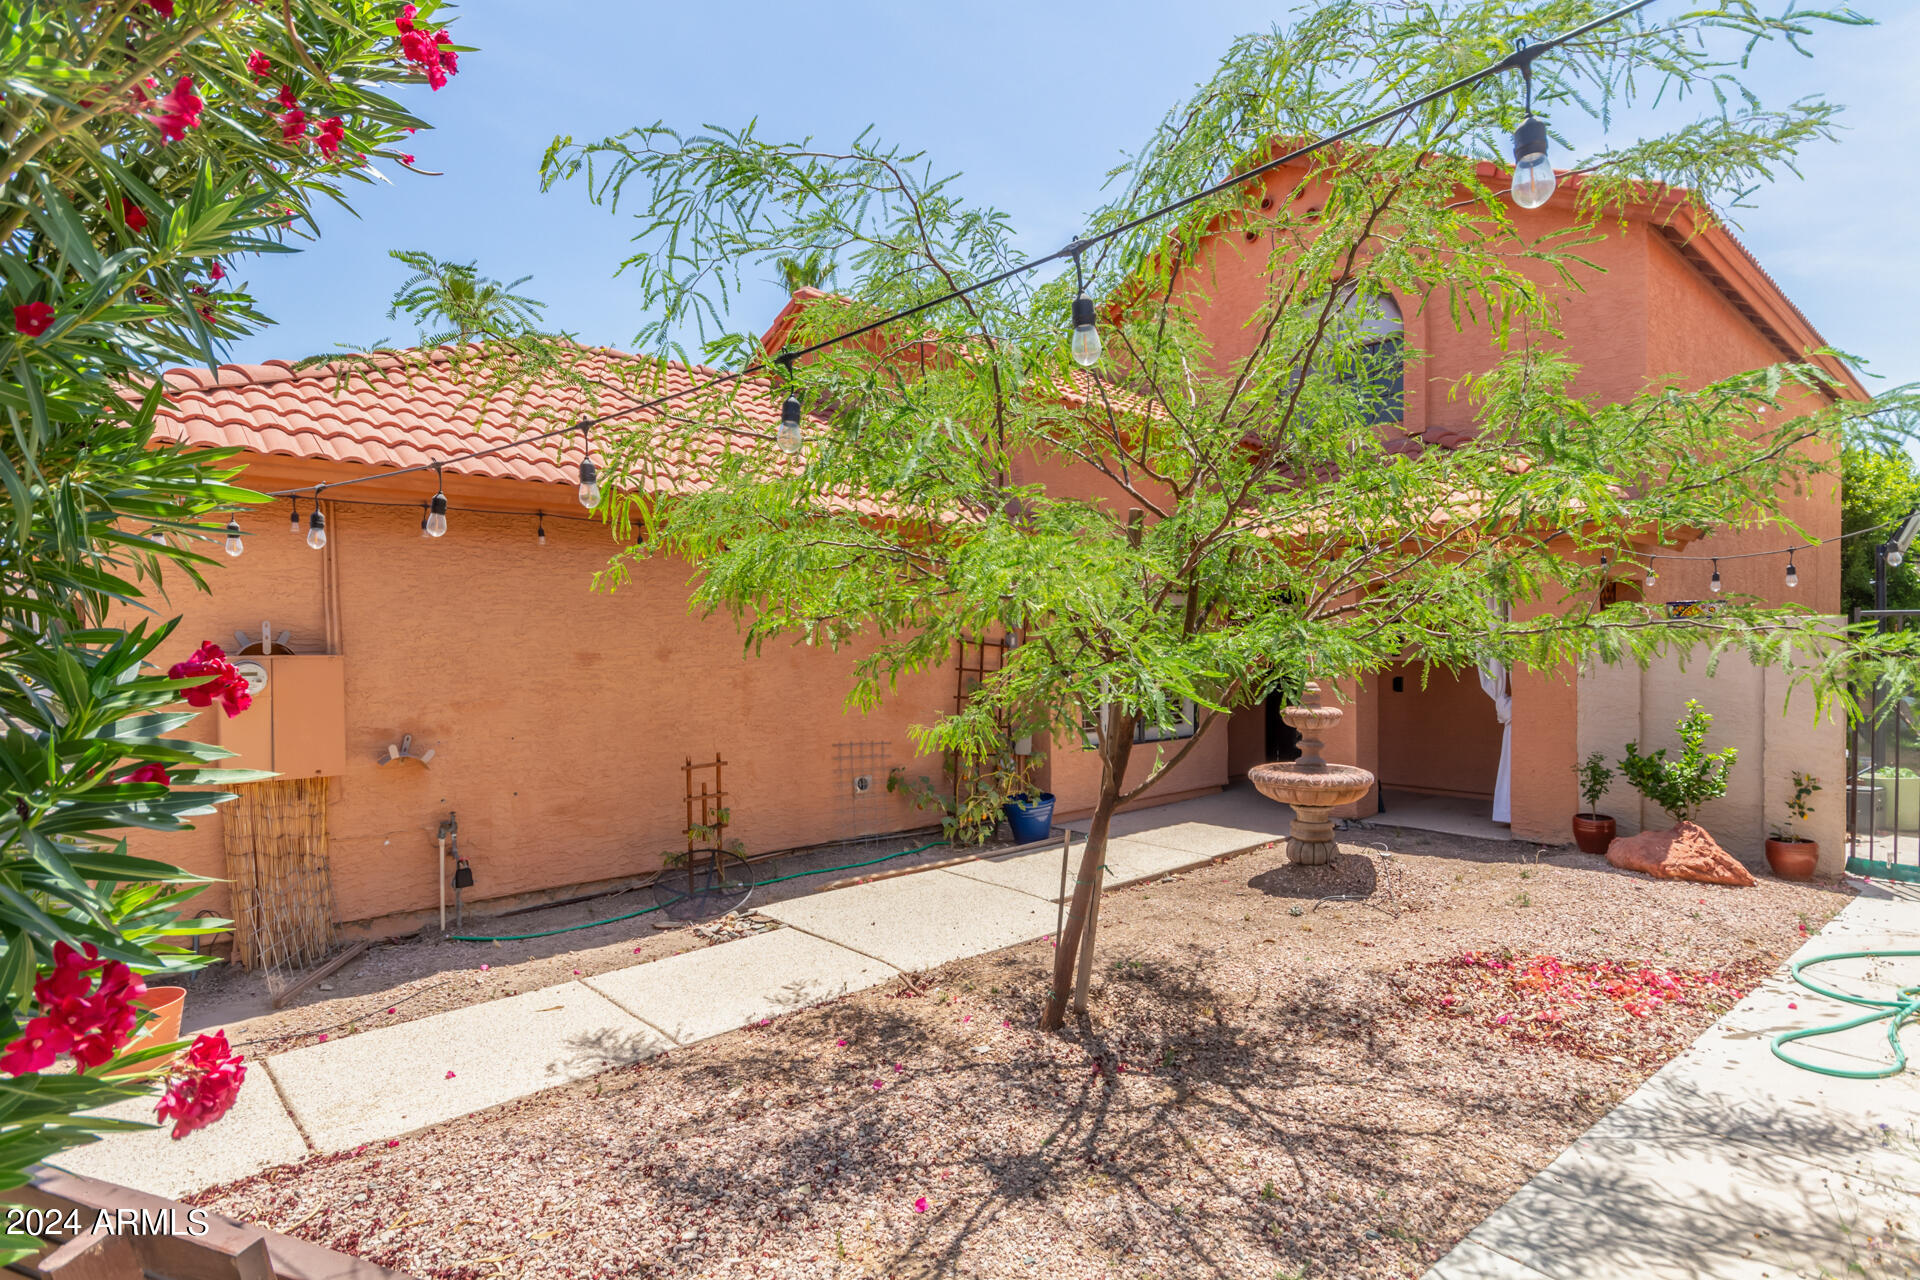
<box><xmin>1771</xmin><ymin>772</ymin><xmax>1820</xmax><ymax>842</ymax></box>
<box><xmin>1574</xmin><ymin>751</ymin><xmax>1614</xmax><ymax>816</ymax></box>
<box><xmin>1619</xmin><ymin>700</ymin><xmax>1737</xmax><ymax>824</ymax></box>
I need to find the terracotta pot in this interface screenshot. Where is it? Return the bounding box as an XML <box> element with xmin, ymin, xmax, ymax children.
<box><xmin>105</xmin><ymin>985</ymin><xmax>187</xmax><ymax>1076</ymax></box>
<box><xmin>1764</xmin><ymin>838</ymin><xmax>1818</xmax><ymax>882</ymax></box>
<box><xmin>1571</xmin><ymin>814</ymin><xmax>1616</xmax><ymax>857</ymax></box>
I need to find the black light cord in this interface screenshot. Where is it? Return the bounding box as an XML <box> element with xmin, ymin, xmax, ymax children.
<box><xmin>250</xmin><ymin>0</ymin><xmax>1659</xmax><ymax>504</ymax></box>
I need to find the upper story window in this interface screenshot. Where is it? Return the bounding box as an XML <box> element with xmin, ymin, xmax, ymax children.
<box><xmin>1339</xmin><ymin>287</ymin><xmax>1404</xmax><ymax>426</ymax></box>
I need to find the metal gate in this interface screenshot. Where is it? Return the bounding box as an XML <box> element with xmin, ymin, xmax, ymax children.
<box><xmin>1847</xmin><ymin>609</ymin><xmax>1920</xmax><ymax>881</ymax></box>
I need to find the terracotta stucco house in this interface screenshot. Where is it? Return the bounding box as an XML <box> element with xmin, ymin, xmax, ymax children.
<box><xmin>133</xmin><ymin>171</ymin><xmax>1860</xmax><ymax>940</ymax></box>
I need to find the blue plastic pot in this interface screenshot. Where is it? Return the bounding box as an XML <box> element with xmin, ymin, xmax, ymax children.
<box><xmin>1002</xmin><ymin>792</ymin><xmax>1056</xmax><ymax>843</ymax></box>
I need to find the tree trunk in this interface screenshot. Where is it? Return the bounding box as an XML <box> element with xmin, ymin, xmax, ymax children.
<box><xmin>1039</xmin><ymin>715</ymin><xmax>1133</xmax><ymax>1031</ymax></box>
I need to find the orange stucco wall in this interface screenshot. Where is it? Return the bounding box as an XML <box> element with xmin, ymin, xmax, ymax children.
<box><xmin>129</xmin><ymin>476</ymin><xmax>984</xmax><ymax>930</ymax></box>
<box><xmin>1375</xmin><ymin>663</ymin><xmax>1504</xmax><ymax>798</ymax></box>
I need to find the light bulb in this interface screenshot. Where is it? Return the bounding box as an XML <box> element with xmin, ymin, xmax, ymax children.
<box><xmin>1510</xmin><ymin>116</ymin><xmax>1556</xmax><ymax>210</ymax></box>
<box><xmin>577</xmin><ymin>458</ymin><xmax>599</xmax><ymax>508</ymax></box>
<box><xmin>1070</xmin><ymin>293</ymin><xmax>1101</xmax><ymax>368</ymax></box>
<box><xmin>289</xmin><ymin>504</ymin><xmax>300</xmax><ymax>534</ymax></box>
<box><xmin>1645</xmin><ymin>567</ymin><xmax>1657</xmax><ymax>588</ymax></box>
<box><xmin>420</xmin><ymin>508</ymin><xmax>430</xmax><ymax>538</ymax></box>
<box><xmin>778</xmin><ymin>394</ymin><xmax>804</xmax><ymax>455</ymax></box>
<box><xmin>1889</xmin><ymin>548</ymin><xmax>1905</xmax><ymax>569</ymax></box>
<box><xmin>426</xmin><ymin>492</ymin><xmax>448</xmax><ymax>537</ymax></box>
<box><xmin>224</xmin><ymin>520</ymin><xmax>244</xmax><ymax>557</ymax></box>
<box><xmin>537</xmin><ymin>518</ymin><xmax>547</xmax><ymax>546</ymax></box>
<box><xmin>305</xmin><ymin>509</ymin><xmax>326</xmax><ymax>550</ymax></box>
<box><xmin>1709</xmin><ymin>564</ymin><xmax>1722</xmax><ymax>593</ymax></box>
<box><xmin>1785</xmin><ymin>560</ymin><xmax>1798</xmax><ymax>588</ymax></box>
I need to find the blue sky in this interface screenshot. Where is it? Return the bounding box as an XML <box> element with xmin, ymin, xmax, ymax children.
<box><xmin>230</xmin><ymin>0</ymin><xmax>1919</xmax><ymax>398</ymax></box>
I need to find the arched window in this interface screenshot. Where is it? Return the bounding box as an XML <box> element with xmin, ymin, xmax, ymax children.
<box><xmin>1339</xmin><ymin>288</ymin><xmax>1403</xmax><ymax>425</ymax></box>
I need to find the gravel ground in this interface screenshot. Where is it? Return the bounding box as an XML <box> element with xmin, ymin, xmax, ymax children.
<box><xmin>194</xmin><ymin>828</ymin><xmax>1853</xmax><ymax>1280</ymax></box>
<box><xmin>187</xmin><ymin>832</ymin><xmax>1000</xmax><ymax>1057</ymax></box>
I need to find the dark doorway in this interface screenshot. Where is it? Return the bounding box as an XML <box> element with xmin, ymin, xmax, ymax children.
<box><xmin>1264</xmin><ymin>687</ymin><xmax>1302</xmax><ymax>764</ymax></box>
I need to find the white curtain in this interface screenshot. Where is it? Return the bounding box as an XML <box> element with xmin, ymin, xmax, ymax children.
<box><xmin>1477</xmin><ymin>660</ymin><xmax>1514</xmax><ymax>824</ymax></box>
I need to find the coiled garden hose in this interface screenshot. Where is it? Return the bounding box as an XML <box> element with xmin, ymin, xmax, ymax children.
<box><xmin>1770</xmin><ymin>949</ymin><xmax>1920</xmax><ymax>1080</ymax></box>
<box><xmin>444</xmin><ymin>840</ymin><xmax>945</xmax><ymax>943</ymax></box>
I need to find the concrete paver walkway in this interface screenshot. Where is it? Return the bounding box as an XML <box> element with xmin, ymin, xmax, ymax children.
<box><xmin>54</xmin><ymin>786</ymin><xmax>1285</xmax><ymax>1198</ymax></box>
<box><xmin>1425</xmin><ymin>881</ymin><xmax>1920</xmax><ymax>1280</ymax></box>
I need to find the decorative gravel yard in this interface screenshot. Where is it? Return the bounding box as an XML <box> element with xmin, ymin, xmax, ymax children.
<box><xmin>192</xmin><ymin>830</ymin><xmax>1851</xmax><ymax>1280</ymax></box>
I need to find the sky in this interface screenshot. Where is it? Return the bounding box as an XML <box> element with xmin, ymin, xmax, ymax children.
<box><xmin>228</xmin><ymin>0</ymin><xmax>1920</xmax><ymax>399</ymax></box>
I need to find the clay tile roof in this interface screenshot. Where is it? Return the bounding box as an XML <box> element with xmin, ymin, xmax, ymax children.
<box><xmin>154</xmin><ymin>345</ymin><xmax>784</xmax><ymax>491</ymax></box>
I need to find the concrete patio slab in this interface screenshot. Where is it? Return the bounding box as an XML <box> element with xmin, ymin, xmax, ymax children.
<box><xmin>1111</xmin><ymin>819</ymin><xmax>1282</xmax><ymax>858</ymax></box>
<box><xmin>49</xmin><ymin>1065</ymin><xmax>309</xmax><ymax>1200</ymax></box>
<box><xmin>1464</xmin><ymin>1127</ymin><xmax>1920</xmax><ymax>1279</ymax></box>
<box><xmin>266</xmin><ymin>981</ymin><xmax>666</xmax><ymax>1152</ymax></box>
<box><xmin>946</xmin><ymin>842</ymin><xmax>1079</xmax><ymax>903</ymax></box>
<box><xmin>1101</xmin><ymin>835</ymin><xmax>1224</xmax><ymax>886</ymax></box>
<box><xmin>759</xmin><ymin>870</ymin><xmax>1055</xmax><ymax>972</ymax></box>
<box><xmin>1426</xmin><ymin>1240</ymin><xmax>1556</xmax><ymax>1280</ymax></box>
<box><xmin>584</xmin><ymin>927</ymin><xmax>897</xmax><ymax>1045</ymax></box>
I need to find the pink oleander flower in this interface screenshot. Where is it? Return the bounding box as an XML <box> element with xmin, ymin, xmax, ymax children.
<box><xmin>168</xmin><ymin>641</ymin><xmax>252</xmax><ymax>717</ymax></box>
<box><xmin>152</xmin><ymin>76</ymin><xmax>203</xmax><ymax>143</ymax></box>
<box><xmin>12</xmin><ymin>302</ymin><xmax>53</xmax><ymax>336</ymax></box>
<box><xmin>315</xmin><ymin>116</ymin><xmax>345</xmax><ymax>161</ymax></box>
<box><xmin>1</xmin><ymin>942</ymin><xmax>147</xmax><ymax>1076</ymax></box>
<box><xmin>246</xmin><ymin>50</ymin><xmax>271</xmax><ymax>79</ymax></box>
<box><xmin>117</xmin><ymin>762</ymin><xmax>171</xmax><ymax>786</ymax></box>
<box><xmin>913</xmin><ymin>1197</ymin><xmax>928</xmax><ymax>1213</ymax></box>
<box><xmin>155</xmin><ymin>1031</ymin><xmax>246</xmax><ymax>1138</ymax></box>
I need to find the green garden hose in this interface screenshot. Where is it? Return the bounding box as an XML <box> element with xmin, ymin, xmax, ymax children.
<box><xmin>1770</xmin><ymin>950</ymin><xmax>1920</xmax><ymax>1080</ymax></box>
<box><xmin>444</xmin><ymin>840</ymin><xmax>946</xmax><ymax>943</ymax></box>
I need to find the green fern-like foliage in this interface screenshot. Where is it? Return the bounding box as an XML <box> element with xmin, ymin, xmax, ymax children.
<box><xmin>1619</xmin><ymin>700</ymin><xmax>1738</xmax><ymax>825</ymax></box>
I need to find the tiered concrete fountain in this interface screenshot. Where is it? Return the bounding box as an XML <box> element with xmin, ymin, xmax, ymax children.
<box><xmin>1247</xmin><ymin>682</ymin><xmax>1376</xmax><ymax>866</ymax></box>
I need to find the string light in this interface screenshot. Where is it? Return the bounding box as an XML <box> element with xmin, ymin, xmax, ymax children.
<box><xmin>224</xmin><ymin>520</ymin><xmax>244</xmax><ymax>557</ymax></box>
<box><xmin>426</xmin><ymin>466</ymin><xmax>449</xmax><ymax>537</ymax></box>
<box><xmin>1508</xmin><ymin>43</ymin><xmax>1556</xmax><ymax>209</ymax></box>
<box><xmin>289</xmin><ymin>498</ymin><xmax>300</xmax><ymax>534</ymax></box>
<box><xmin>1785</xmin><ymin>550</ymin><xmax>1798</xmax><ymax>588</ymax></box>
<box><xmin>776</xmin><ymin>356</ymin><xmax>804</xmax><ymax>456</ymax></box>
<box><xmin>576</xmin><ymin>430</ymin><xmax>600</xmax><ymax>508</ymax></box>
<box><xmin>1645</xmin><ymin>563</ymin><xmax>1657</xmax><ymax>588</ymax></box>
<box><xmin>1070</xmin><ymin>250</ymin><xmax>1101</xmax><ymax>368</ymax></box>
<box><xmin>537</xmin><ymin>512</ymin><xmax>547</xmax><ymax>546</ymax></box>
<box><xmin>420</xmin><ymin>504</ymin><xmax>430</xmax><ymax>538</ymax></box>
<box><xmin>306</xmin><ymin>507</ymin><xmax>327</xmax><ymax>551</ymax></box>
<box><xmin>1708</xmin><ymin>558</ymin><xmax>1722</xmax><ymax>593</ymax></box>
<box><xmin>257</xmin><ymin>2</ymin><xmax>1657</xmax><ymax>510</ymax></box>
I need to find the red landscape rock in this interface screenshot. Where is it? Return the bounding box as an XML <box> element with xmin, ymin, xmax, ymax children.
<box><xmin>1604</xmin><ymin>821</ymin><xmax>1755</xmax><ymax>887</ymax></box>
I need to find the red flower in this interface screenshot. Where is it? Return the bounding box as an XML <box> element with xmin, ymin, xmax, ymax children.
<box><xmin>12</xmin><ymin>302</ymin><xmax>54</xmax><ymax>336</ymax></box>
<box><xmin>118</xmin><ymin>763</ymin><xmax>171</xmax><ymax>786</ymax></box>
<box><xmin>276</xmin><ymin>83</ymin><xmax>299</xmax><ymax>111</ymax></box>
<box><xmin>279</xmin><ymin>108</ymin><xmax>308</xmax><ymax>145</ymax></box>
<box><xmin>246</xmin><ymin>50</ymin><xmax>271</xmax><ymax>79</ymax></box>
<box><xmin>396</xmin><ymin>16</ymin><xmax>458</xmax><ymax>89</ymax></box>
<box><xmin>121</xmin><ymin>199</ymin><xmax>149</xmax><ymax>232</ymax></box>
<box><xmin>0</xmin><ymin>942</ymin><xmax>147</xmax><ymax>1076</ymax></box>
<box><xmin>141</xmin><ymin>0</ymin><xmax>175</xmax><ymax>16</ymax></box>
<box><xmin>155</xmin><ymin>1031</ymin><xmax>247</xmax><ymax>1138</ymax></box>
<box><xmin>395</xmin><ymin>3</ymin><xmax>418</xmax><ymax>33</ymax></box>
<box><xmin>152</xmin><ymin>76</ymin><xmax>203</xmax><ymax>143</ymax></box>
<box><xmin>399</xmin><ymin>154</ymin><xmax>415</xmax><ymax>165</ymax></box>
<box><xmin>208</xmin><ymin>261</ymin><xmax>226</xmax><ymax>282</ymax></box>
<box><xmin>167</xmin><ymin>641</ymin><xmax>252</xmax><ymax>718</ymax></box>
<box><xmin>315</xmin><ymin>116</ymin><xmax>346</xmax><ymax>161</ymax></box>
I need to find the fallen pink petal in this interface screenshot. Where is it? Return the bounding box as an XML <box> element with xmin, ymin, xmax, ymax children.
<box><xmin>913</xmin><ymin>1197</ymin><xmax>928</xmax><ymax>1213</ymax></box>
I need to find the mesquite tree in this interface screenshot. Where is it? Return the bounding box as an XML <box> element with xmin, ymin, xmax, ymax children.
<box><xmin>527</xmin><ymin>0</ymin><xmax>1909</xmax><ymax>1030</ymax></box>
<box><xmin>0</xmin><ymin>0</ymin><xmax>462</xmax><ymax>1228</ymax></box>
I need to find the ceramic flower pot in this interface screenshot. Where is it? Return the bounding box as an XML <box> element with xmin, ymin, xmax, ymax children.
<box><xmin>104</xmin><ymin>985</ymin><xmax>187</xmax><ymax>1077</ymax></box>
<box><xmin>1764</xmin><ymin>838</ymin><xmax>1818</xmax><ymax>882</ymax></box>
<box><xmin>1002</xmin><ymin>793</ymin><xmax>1056</xmax><ymax>844</ymax></box>
<box><xmin>1571</xmin><ymin>814</ymin><xmax>1616</xmax><ymax>857</ymax></box>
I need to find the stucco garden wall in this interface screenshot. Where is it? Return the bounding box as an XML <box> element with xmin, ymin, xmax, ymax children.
<box><xmin>1575</xmin><ymin>630</ymin><xmax>1846</xmax><ymax>874</ymax></box>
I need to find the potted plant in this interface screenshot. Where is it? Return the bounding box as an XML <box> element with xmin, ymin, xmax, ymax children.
<box><xmin>1571</xmin><ymin>751</ymin><xmax>1616</xmax><ymax>855</ymax></box>
<box><xmin>1765</xmin><ymin>772</ymin><xmax>1821</xmax><ymax>881</ymax></box>
<box><xmin>1619</xmin><ymin>699</ymin><xmax>1738</xmax><ymax>829</ymax></box>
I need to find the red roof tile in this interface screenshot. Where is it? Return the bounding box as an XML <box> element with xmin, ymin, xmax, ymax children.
<box><xmin>155</xmin><ymin>346</ymin><xmax>785</xmax><ymax>491</ymax></box>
